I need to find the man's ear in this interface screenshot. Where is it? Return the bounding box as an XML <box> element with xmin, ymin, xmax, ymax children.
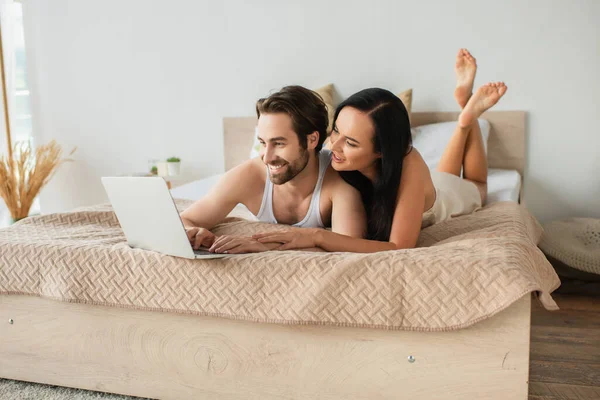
<box><xmin>307</xmin><ymin>131</ymin><xmax>319</xmax><ymax>150</ymax></box>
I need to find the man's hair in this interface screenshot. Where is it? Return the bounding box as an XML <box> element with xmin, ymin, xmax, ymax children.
<box><xmin>256</xmin><ymin>85</ymin><xmax>328</xmax><ymax>152</ymax></box>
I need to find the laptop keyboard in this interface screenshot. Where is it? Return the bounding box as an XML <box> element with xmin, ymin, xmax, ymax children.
<box><xmin>193</xmin><ymin>249</ymin><xmax>214</xmax><ymax>255</ymax></box>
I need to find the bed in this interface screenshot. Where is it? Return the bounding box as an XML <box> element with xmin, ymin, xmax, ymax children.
<box><xmin>0</xmin><ymin>111</ymin><xmax>560</xmax><ymax>400</ymax></box>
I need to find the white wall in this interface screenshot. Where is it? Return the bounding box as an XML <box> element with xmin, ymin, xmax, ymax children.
<box><xmin>23</xmin><ymin>0</ymin><xmax>600</xmax><ymax>222</ymax></box>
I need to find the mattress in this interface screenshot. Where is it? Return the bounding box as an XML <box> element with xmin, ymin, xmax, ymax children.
<box><xmin>487</xmin><ymin>168</ymin><xmax>522</xmax><ymax>203</ymax></box>
<box><xmin>171</xmin><ymin>168</ymin><xmax>522</xmax><ymax>204</ymax></box>
<box><xmin>0</xmin><ymin>200</ymin><xmax>560</xmax><ymax>332</ymax></box>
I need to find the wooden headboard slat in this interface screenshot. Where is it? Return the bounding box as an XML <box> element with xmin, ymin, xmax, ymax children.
<box><xmin>224</xmin><ymin>110</ymin><xmax>526</xmax><ymax>176</ymax></box>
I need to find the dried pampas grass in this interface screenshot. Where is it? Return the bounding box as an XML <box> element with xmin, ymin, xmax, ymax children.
<box><xmin>0</xmin><ymin>140</ymin><xmax>75</xmax><ymax>222</ymax></box>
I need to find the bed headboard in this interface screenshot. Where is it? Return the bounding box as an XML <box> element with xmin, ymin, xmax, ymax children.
<box><xmin>223</xmin><ymin>111</ymin><xmax>526</xmax><ymax>176</ymax></box>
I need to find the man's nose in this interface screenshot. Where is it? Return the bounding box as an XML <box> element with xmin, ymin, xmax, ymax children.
<box><xmin>262</xmin><ymin>144</ymin><xmax>276</xmax><ymax>163</ymax></box>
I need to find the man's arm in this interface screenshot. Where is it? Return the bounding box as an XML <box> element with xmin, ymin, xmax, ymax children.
<box><xmin>180</xmin><ymin>160</ymin><xmax>261</xmax><ymax>230</ymax></box>
<box><xmin>330</xmin><ymin>178</ymin><xmax>367</xmax><ymax>238</ymax></box>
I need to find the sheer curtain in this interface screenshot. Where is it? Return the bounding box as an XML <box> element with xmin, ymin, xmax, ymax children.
<box><xmin>0</xmin><ymin>0</ymin><xmax>15</xmax><ymax>155</ymax></box>
<box><xmin>0</xmin><ymin>0</ymin><xmax>35</xmax><ymax>226</ymax></box>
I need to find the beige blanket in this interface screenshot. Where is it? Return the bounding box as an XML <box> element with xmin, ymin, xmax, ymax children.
<box><xmin>0</xmin><ymin>200</ymin><xmax>560</xmax><ymax>331</ymax></box>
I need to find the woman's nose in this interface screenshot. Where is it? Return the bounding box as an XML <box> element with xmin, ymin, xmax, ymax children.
<box><xmin>329</xmin><ymin>135</ymin><xmax>342</xmax><ymax>152</ymax></box>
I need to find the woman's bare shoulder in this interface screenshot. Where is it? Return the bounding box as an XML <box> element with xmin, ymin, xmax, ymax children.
<box><xmin>403</xmin><ymin>148</ymin><xmax>429</xmax><ymax>175</ymax></box>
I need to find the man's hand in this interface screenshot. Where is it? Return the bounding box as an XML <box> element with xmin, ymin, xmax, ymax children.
<box><xmin>185</xmin><ymin>227</ymin><xmax>216</xmax><ymax>249</ymax></box>
<box><xmin>209</xmin><ymin>235</ymin><xmax>272</xmax><ymax>254</ymax></box>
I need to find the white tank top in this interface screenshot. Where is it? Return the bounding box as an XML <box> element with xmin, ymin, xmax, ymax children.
<box><xmin>255</xmin><ymin>150</ymin><xmax>331</xmax><ymax>228</ymax></box>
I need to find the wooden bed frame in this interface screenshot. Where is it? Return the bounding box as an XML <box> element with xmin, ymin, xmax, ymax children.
<box><xmin>224</xmin><ymin>111</ymin><xmax>526</xmax><ymax>179</ymax></box>
<box><xmin>1</xmin><ymin>111</ymin><xmax>530</xmax><ymax>399</ymax></box>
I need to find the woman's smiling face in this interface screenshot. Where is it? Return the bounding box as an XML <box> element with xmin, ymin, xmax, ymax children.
<box><xmin>328</xmin><ymin>106</ymin><xmax>380</xmax><ymax>173</ymax></box>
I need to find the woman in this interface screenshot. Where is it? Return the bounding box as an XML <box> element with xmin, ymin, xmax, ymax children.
<box><xmin>251</xmin><ymin>50</ymin><xmax>505</xmax><ymax>253</ymax></box>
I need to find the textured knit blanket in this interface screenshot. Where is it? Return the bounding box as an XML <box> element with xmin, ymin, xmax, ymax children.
<box><xmin>0</xmin><ymin>200</ymin><xmax>560</xmax><ymax>331</ymax></box>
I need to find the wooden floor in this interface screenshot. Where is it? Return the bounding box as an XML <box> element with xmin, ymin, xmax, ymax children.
<box><xmin>529</xmin><ymin>281</ymin><xmax>600</xmax><ymax>399</ymax></box>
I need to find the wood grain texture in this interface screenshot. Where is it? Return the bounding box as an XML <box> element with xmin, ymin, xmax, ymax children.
<box><xmin>529</xmin><ymin>382</ymin><xmax>600</xmax><ymax>400</ymax></box>
<box><xmin>223</xmin><ymin>116</ymin><xmax>257</xmax><ymax>173</ymax></box>
<box><xmin>0</xmin><ymin>294</ymin><xmax>532</xmax><ymax>400</ymax></box>
<box><xmin>529</xmin><ymin>293</ymin><xmax>600</xmax><ymax>399</ymax></box>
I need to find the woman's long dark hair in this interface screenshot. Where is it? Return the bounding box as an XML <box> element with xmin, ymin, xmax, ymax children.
<box><xmin>333</xmin><ymin>88</ymin><xmax>412</xmax><ymax>241</ymax></box>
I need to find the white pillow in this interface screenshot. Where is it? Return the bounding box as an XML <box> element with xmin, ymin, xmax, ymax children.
<box><xmin>411</xmin><ymin>119</ymin><xmax>491</xmax><ymax>170</ymax></box>
<box><xmin>249</xmin><ymin>126</ymin><xmax>261</xmax><ymax>159</ymax></box>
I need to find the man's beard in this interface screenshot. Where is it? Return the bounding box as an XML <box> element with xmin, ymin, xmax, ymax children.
<box><xmin>267</xmin><ymin>148</ymin><xmax>310</xmax><ymax>185</ymax></box>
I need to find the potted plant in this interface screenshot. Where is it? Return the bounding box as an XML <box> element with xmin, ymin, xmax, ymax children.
<box><xmin>1</xmin><ymin>141</ymin><xmax>75</xmax><ymax>224</ymax></box>
<box><xmin>167</xmin><ymin>156</ymin><xmax>181</xmax><ymax>176</ymax></box>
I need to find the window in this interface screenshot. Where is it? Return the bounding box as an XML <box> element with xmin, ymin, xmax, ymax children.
<box><xmin>13</xmin><ymin>1</ymin><xmax>32</xmax><ymax>145</ymax></box>
<box><xmin>0</xmin><ymin>0</ymin><xmax>36</xmax><ymax>225</ymax></box>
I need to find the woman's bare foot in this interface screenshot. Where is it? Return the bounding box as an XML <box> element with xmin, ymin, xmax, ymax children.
<box><xmin>458</xmin><ymin>82</ymin><xmax>507</xmax><ymax>128</ymax></box>
<box><xmin>454</xmin><ymin>48</ymin><xmax>477</xmax><ymax>109</ymax></box>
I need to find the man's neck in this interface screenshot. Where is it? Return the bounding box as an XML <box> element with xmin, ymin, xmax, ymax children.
<box><xmin>277</xmin><ymin>152</ymin><xmax>320</xmax><ymax>198</ymax></box>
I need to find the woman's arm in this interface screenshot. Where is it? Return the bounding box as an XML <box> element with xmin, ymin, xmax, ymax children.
<box><xmin>254</xmin><ymin>227</ymin><xmax>397</xmax><ymax>253</ymax></box>
<box><xmin>385</xmin><ymin>152</ymin><xmax>428</xmax><ymax>249</ymax></box>
<box><xmin>314</xmin><ymin>230</ymin><xmax>398</xmax><ymax>252</ymax></box>
<box><xmin>303</xmin><ymin>156</ymin><xmax>426</xmax><ymax>252</ymax></box>
<box><xmin>256</xmin><ymin>155</ymin><xmax>428</xmax><ymax>253</ymax></box>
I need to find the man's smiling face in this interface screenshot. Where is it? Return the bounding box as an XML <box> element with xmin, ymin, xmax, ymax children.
<box><xmin>257</xmin><ymin>113</ymin><xmax>309</xmax><ymax>185</ymax></box>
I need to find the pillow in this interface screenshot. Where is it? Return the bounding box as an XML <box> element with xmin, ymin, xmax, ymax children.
<box><xmin>410</xmin><ymin>119</ymin><xmax>491</xmax><ymax>171</ymax></box>
<box><xmin>314</xmin><ymin>83</ymin><xmax>335</xmax><ymax>132</ymax></box>
<box><xmin>397</xmin><ymin>88</ymin><xmax>413</xmax><ymax>122</ymax></box>
<box><xmin>250</xmin><ymin>126</ymin><xmax>261</xmax><ymax>159</ymax></box>
<box><xmin>250</xmin><ymin>84</ymin><xmax>336</xmax><ymax>159</ymax></box>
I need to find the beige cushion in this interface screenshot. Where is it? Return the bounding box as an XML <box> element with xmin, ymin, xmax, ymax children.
<box><xmin>313</xmin><ymin>83</ymin><xmax>335</xmax><ymax>133</ymax></box>
<box><xmin>397</xmin><ymin>88</ymin><xmax>413</xmax><ymax>123</ymax></box>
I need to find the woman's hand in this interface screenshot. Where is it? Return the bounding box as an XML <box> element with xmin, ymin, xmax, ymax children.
<box><xmin>209</xmin><ymin>235</ymin><xmax>271</xmax><ymax>254</ymax></box>
<box><xmin>252</xmin><ymin>228</ymin><xmax>320</xmax><ymax>250</ymax></box>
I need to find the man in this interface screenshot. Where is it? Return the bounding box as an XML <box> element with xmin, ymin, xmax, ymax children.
<box><xmin>180</xmin><ymin>85</ymin><xmax>366</xmax><ymax>254</ymax></box>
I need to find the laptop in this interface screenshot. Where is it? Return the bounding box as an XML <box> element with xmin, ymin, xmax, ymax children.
<box><xmin>101</xmin><ymin>176</ymin><xmax>226</xmax><ymax>259</ymax></box>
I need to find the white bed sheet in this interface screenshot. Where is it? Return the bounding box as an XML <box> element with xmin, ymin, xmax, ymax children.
<box><xmin>171</xmin><ymin>168</ymin><xmax>521</xmax><ymax>205</ymax></box>
<box><xmin>486</xmin><ymin>168</ymin><xmax>522</xmax><ymax>204</ymax></box>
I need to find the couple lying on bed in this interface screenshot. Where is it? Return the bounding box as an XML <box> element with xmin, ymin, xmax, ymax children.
<box><xmin>180</xmin><ymin>48</ymin><xmax>507</xmax><ymax>254</ymax></box>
